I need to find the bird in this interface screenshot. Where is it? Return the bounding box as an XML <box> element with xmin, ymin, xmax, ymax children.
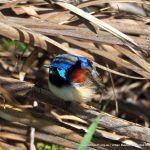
<box><xmin>45</xmin><ymin>54</ymin><xmax>104</xmax><ymax>105</ymax></box>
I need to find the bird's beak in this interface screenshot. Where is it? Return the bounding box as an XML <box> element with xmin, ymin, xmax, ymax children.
<box><xmin>43</xmin><ymin>64</ymin><xmax>50</xmax><ymax>68</ymax></box>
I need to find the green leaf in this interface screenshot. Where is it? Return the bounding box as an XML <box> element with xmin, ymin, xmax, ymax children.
<box><xmin>51</xmin><ymin>144</ymin><xmax>60</xmax><ymax>150</ymax></box>
<box><xmin>77</xmin><ymin>100</ymin><xmax>110</xmax><ymax>150</ymax></box>
<box><xmin>36</xmin><ymin>142</ymin><xmax>44</xmax><ymax>150</ymax></box>
<box><xmin>15</xmin><ymin>41</ymin><xmax>27</xmax><ymax>52</ymax></box>
<box><xmin>77</xmin><ymin>115</ymin><xmax>101</xmax><ymax>150</ymax></box>
<box><xmin>0</xmin><ymin>38</ymin><xmax>27</xmax><ymax>52</ymax></box>
<box><xmin>0</xmin><ymin>38</ymin><xmax>15</xmax><ymax>51</ymax></box>
<box><xmin>44</xmin><ymin>144</ymin><xmax>51</xmax><ymax>150</ymax></box>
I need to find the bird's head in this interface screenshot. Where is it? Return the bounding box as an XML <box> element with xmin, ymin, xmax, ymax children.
<box><xmin>45</xmin><ymin>54</ymin><xmax>92</xmax><ymax>85</ymax></box>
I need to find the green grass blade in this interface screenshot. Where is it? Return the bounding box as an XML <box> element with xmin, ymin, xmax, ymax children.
<box><xmin>77</xmin><ymin>100</ymin><xmax>110</xmax><ymax>150</ymax></box>
<box><xmin>77</xmin><ymin>115</ymin><xmax>101</xmax><ymax>150</ymax></box>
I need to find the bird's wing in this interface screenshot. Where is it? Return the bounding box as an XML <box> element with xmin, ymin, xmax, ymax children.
<box><xmin>87</xmin><ymin>64</ymin><xmax>105</xmax><ymax>93</ymax></box>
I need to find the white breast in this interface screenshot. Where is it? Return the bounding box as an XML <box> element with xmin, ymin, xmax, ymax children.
<box><xmin>48</xmin><ymin>81</ymin><xmax>96</xmax><ymax>102</ymax></box>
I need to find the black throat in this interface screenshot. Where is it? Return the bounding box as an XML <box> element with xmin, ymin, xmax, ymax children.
<box><xmin>49</xmin><ymin>74</ymin><xmax>70</xmax><ymax>87</ymax></box>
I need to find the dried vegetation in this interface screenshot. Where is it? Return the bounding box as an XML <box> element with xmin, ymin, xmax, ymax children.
<box><xmin>0</xmin><ymin>0</ymin><xmax>150</xmax><ymax>150</ymax></box>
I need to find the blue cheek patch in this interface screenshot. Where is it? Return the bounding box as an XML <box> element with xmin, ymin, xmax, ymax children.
<box><xmin>57</xmin><ymin>68</ymin><xmax>66</xmax><ymax>80</ymax></box>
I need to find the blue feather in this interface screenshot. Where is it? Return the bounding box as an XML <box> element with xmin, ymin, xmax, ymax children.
<box><xmin>50</xmin><ymin>54</ymin><xmax>91</xmax><ymax>80</ymax></box>
<box><xmin>57</xmin><ymin>68</ymin><xmax>66</xmax><ymax>80</ymax></box>
<box><xmin>77</xmin><ymin>56</ymin><xmax>90</xmax><ymax>68</ymax></box>
<box><xmin>51</xmin><ymin>54</ymin><xmax>77</xmax><ymax>70</ymax></box>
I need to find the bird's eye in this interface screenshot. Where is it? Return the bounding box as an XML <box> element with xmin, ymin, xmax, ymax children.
<box><xmin>49</xmin><ymin>70</ymin><xmax>53</xmax><ymax>74</ymax></box>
